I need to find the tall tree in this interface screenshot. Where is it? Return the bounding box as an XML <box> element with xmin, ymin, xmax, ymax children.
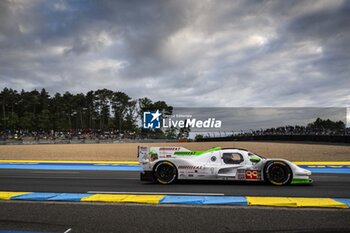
<box><xmin>111</xmin><ymin>91</ymin><xmax>136</xmax><ymax>132</ymax></box>
<box><xmin>0</xmin><ymin>88</ymin><xmax>11</xmax><ymax>129</ymax></box>
<box><xmin>94</xmin><ymin>89</ymin><xmax>113</xmax><ymax>130</ymax></box>
<box><xmin>85</xmin><ymin>91</ymin><xmax>96</xmax><ymax>129</ymax></box>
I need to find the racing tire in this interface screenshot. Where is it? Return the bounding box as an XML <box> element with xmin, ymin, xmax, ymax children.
<box><xmin>153</xmin><ymin>161</ymin><xmax>177</xmax><ymax>184</ymax></box>
<box><xmin>264</xmin><ymin>161</ymin><xmax>292</xmax><ymax>186</ymax></box>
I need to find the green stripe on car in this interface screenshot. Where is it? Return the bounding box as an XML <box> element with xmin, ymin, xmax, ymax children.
<box><xmin>174</xmin><ymin>147</ymin><xmax>221</xmax><ymax>156</ymax></box>
<box><xmin>291</xmin><ymin>178</ymin><xmax>312</xmax><ymax>184</ymax></box>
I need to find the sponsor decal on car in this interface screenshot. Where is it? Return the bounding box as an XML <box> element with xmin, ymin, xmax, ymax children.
<box><xmin>178</xmin><ymin>165</ymin><xmax>203</xmax><ymax>170</ymax></box>
<box><xmin>245</xmin><ymin>170</ymin><xmax>261</xmax><ymax>180</ymax></box>
<box><xmin>159</xmin><ymin>147</ymin><xmax>182</xmax><ymax>151</ymax></box>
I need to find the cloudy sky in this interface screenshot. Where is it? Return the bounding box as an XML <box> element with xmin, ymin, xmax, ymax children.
<box><xmin>0</xmin><ymin>0</ymin><xmax>349</xmax><ymax>108</ymax></box>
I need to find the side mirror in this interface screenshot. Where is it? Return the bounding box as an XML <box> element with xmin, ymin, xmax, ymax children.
<box><xmin>249</xmin><ymin>156</ymin><xmax>261</xmax><ymax>163</ymax></box>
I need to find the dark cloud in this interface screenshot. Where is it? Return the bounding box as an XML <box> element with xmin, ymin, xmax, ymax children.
<box><xmin>0</xmin><ymin>0</ymin><xmax>349</xmax><ymax>114</ymax></box>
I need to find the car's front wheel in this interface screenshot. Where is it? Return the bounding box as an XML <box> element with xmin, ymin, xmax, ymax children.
<box><xmin>153</xmin><ymin>161</ymin><xmax>177</xmax><ymax>184</ymax></box>
<box><xmin>264</xmin><ymin>161</ymin><xmax>292</xmax><ymax>185</ymax></box>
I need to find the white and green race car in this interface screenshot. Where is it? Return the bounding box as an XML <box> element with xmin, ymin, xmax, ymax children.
<box><xmin>138</xmin><ymin>146</ymin><xmax>312</xmax><ymax>185</ymax></box>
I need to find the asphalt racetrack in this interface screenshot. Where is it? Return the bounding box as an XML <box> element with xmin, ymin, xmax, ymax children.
<box><xmin>1</xmin><ymin>169</ymin><xmax>350</xmax><ymax>197</ymax></box>
<box><xmin>1</xmin><ymin>201</ymin><xmax>349</xmax><ymax>233</ymax></box>
<box><xmin>1</xmin><ymin>169</ymin><xmax>350</xmax><ymax>232</ymax></box>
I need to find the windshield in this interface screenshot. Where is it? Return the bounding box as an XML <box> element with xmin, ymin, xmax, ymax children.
<box><xmin>248</xmin><ymin>152</ymin><xmax>266</xmax><ymax>159</ymax></box>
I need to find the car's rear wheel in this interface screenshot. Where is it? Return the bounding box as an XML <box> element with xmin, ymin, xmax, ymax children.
<box><xmin>153</xmin><ymin>161</ymin><xmax>177</xmax><ymax>184</ymax></box>
<box><xmin>264</xmin><ymin>161</ymin><xmax>292</xmax><ymax>185</ymax></box>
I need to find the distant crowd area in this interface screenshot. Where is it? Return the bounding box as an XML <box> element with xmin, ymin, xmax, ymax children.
<box><xmin>0</xmin><ymin>129</ymin><xmax>139</xmax><ymax>144</ymax></box>
<box><xmin>235</xmin><ymin>125</ymin><xmax>350</xmax><ymax>137</ymax></box>
<box><xmin>2</xmin><ymin>122</ymin><xmax>349</xmax><ymax>145</ymax></box>
<box><xmin>195</xmin><ymin>118</ymin><xmax>350</xmax><ymax>143</ymax></box>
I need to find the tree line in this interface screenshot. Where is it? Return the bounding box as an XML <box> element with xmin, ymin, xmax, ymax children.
<box><xmin>195</xmin><ymin>117</ymin><xmax>347</xmax><ymax>140</ymax></box>
<box><xmin>0</xmin><ymin>87</ymin><xmax>175</xmax><ymax>138</ymax></box>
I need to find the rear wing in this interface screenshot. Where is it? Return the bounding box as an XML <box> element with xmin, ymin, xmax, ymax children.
<box><xmin>138</xmin><ymin>146</ymin><xmax>190</xmax><ymax>163</ymax></box>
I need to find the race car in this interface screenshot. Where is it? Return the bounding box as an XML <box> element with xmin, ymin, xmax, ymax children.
<box><xmin>137</xmin><ymin>146</ymin><xmax>312</xmax><ymax>185</ymax></box>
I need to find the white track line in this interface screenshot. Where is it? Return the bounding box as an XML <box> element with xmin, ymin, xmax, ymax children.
<box><xmin>87</xmin><ymin>191</ymin><xmax>225</xmax><ymax>196</ymax></box>
<box><xmin>64</xmin><ymin>228</ymin><xmax>72</xmax><ymax>233</ymax></box>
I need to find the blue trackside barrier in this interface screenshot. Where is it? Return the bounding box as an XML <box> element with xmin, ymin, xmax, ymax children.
<box><xmin>11</xmin><ymin>192</ymin><xmax>93</xmax><ymax>201</ymax></box>
<box><xmin>201</xmin><ymin>196</ymin><xmax>247</xmax><ymax>205</ymax></box>
<box><xmin>2</xmin><ymin>191</ymin><xmax>349</xmax><ymax>208</ymax></box>
<box><xmin>160</xmin><ymin>195</ymin><xmax>206</xmax><ymax>205</ymax></box>
<box><xmin>11</xmin><ymin>192</ymin><xmax>61</xmax><ymax>201</ymax></box>
<box><xmin>334</xmin><ymin>198</ymin><xmax>350</xmax><ymax>208</ymax></box>
<box><xmin>48</xmin><ymin>193</ymin><xmax>93</xmax><ymax>201</ymax></box>
<box><xmin>159</xmin><ymin>195</ymin><xmax>247</xmax><ymax>205</ymax></box>
<box><xmin>299</xmin><ymin>166</ymin><xmax>350</xmax><ymax>174</ymax></box>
